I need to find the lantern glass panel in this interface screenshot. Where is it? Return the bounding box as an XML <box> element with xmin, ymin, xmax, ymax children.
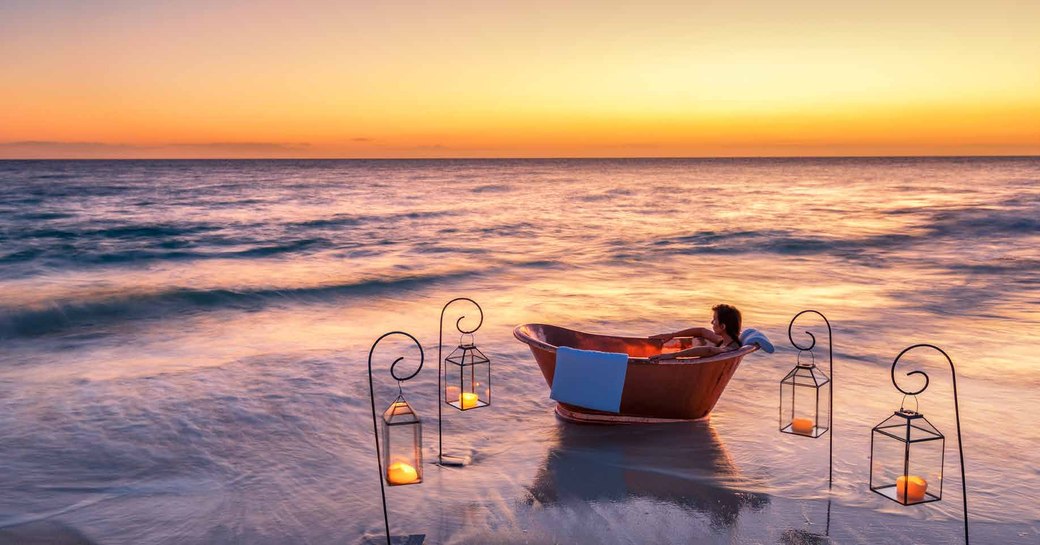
<box><xmin>870</xmin><ymin>411</ymin><xmax>944</xmax><ymax>505</ymax></box>
<box><xmin>779</xmin><ymin>365</ymin><xmax>830</xmax><ymax>438</ymax></box>
<box><xmin>444</xmin><ymin>344</ymin><xmax>491</xmax><ymax>410</ymax></box>
<box><xmin>382</xmin><ymin>398</ymin><xmax>423</xmax><ymax>486</ymax></box>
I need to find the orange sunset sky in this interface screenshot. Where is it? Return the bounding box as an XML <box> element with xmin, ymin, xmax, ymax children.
<box><xmin>2</xmin><ymin>0</ymin><xmax>1039</xmax><ymax>159</ymax></box>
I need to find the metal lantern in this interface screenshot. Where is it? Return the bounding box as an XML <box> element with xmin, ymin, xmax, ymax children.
<box><xmin>444</xmin><ymin>334</ymin><xmax>491</xmax><ymax>411</ymax></box>
<box><xmin>869</xmin><ymin>406</ymin><xmax>944</xmax><ymax>505</ymax></box>
<box><xmin>367</xmin><ymin>330</ymin><xmax>426</xmax><ymax>545</ymax></box>
<box><xmin>437</xmin><ymin>297</ymin><xmax>489</xmax><ymax>467</ymax></box>
<box><xmin>869</xmin><ymin>344</ymin><xmax>969</xmax><ymax>543</ymax></box>
<box><xmin>779</xmin><ymin>350</ymin><xmax>830</xmax><ymax>438</ymax></box>
<box><xmin>382</xmin><ymin>394</ymin><xmax>423</xmax><ymax>486</ymax></box>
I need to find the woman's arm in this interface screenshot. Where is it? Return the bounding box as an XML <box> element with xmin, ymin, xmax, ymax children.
<box><xmin>650</xmin><ymin>327</ymin><xmax>721</xmax><ymax>343</ymax></box>
<box><xmin>649</xmin><ymin>344</ymin><xmax>727</xmax><ymax>362</ymax></box>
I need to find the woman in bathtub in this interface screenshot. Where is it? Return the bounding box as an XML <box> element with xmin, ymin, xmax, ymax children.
<box><xmin>647</xmin><ymin>304</ymin><xmax>742</xmax><ymax>362</ymax></box>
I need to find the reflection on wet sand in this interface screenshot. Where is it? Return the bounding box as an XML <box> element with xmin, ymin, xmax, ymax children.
<box><xmin>526</xmin><ymin>421</ymin><xmax>768</xmax><ymax>528</ymax></box>
<box><xmin>0</xmin><ymin>521</ymin><xmax>97</xmax><ymax>545</ymax></box>
<box><xmin>779</xmin><ymin>528</ymin><xmax>830</xmax><ymax>545</ymax></box>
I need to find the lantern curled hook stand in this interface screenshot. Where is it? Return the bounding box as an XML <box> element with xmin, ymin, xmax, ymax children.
<box><xmin>368</xmin><ymin>331</ymin><xmax>425</xmax><ymax>545</ymax></box>
<box><xmin>438</xmin><ymin>297</ymin><xmax>485</xmax><ymax>465</ymax></box>
<box><xmin>889</xmin><ymin>344</ymin><xmax>969</xmax><ymax>545</ymax></box>
<box><xmin>783</xmin><ymin>310</ymin><xmax>834</xmax><ymax>537</ymax></box>
<box><xmin>787</xmin><ymin>309</ymin><xmax>834</xmax><ymax>491</ymax></box>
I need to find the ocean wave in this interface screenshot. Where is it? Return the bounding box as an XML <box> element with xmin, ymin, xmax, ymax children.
<box><xmin>0</xmin><ymin>270</ymin><xmax>482</xmax><ymax>339</ymax></box>
<box><xmin>31</xmin><ymin>173</ymin><xmax>77</xmax><ymax>180</ymax></box>
<box><xmin>2</xmin><ymin>209</ymin><xmax>455</xmax><ymax>266</ymax></box>
<box><xmin>286</xmin><ymin>209</ymin><xmax>452</xmax><ymax>231</ymax></box>
<box><xmin>413</xmin><ymin>244</ymin><xmax>488</xmax><ymax>255</ymax></box>
<box><xmin>11</xmin><ymin>208</ymin><xmax>455</xmax><ymax>245</ymax></box>
<box><xmin>476</xmin><ymin>221</ymin><xmax>537</xmax><ymax>236</ymax></box>
<box><xmin>1</xmin><ymin>218</ymin><xmax>494</xmax><ymax>269</ymax></box>
<box><xmin>22</xmin><ymin>183</ymin><xmax>135</xmax><ymax>199</ymax></box>
<box><xmin>649</xmin><ymin>229</ymin><xmax>915</xmax><ymax>257</ymax></box>
<box><xmin>12</xmin><ymin>211</ymin><xmax>74</xmax><ymax>221</ymax></box>
<box><xmin>472</xmin><ymin>183</ymin><xmax>512</xmax><ymax>193</ymax></box>
<box><xmin>925</xmin><ymin>208</ymin><xmax>1040</xmax><ymax>237</ymax></box>
<box><xmin>648</xmin><ymin>205</ymin><xmax>1039</xmax><ymax>260</ymax></box>
<box><xmin>576</xmin><ymin>187</ymin><xmax>636</xmax><ymax>202</ymax></box>
<box><xmin>0</xmin><ymin>238</ymin><xmax>334</xmax><ymax>266</ymax></box>
<box><xmin>287</xmin><ymin>215</ymin><xmax>363</xmax><ymax>229</ymax></box>
<box><xmin>19</xmin><ymin>224</ymin><xmax>222</xmax><ymax>241</ymax></box>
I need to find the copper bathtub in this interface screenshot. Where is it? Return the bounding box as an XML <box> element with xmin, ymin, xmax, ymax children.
<box><xmin>513</xmin><ymin>323</ymin><xmax>757</xmax><ymax>423</ymax></box>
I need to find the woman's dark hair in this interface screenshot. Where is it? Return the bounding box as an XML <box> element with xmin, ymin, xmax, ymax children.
<box><xmin>712</xmin><ymin>304</ymin><xmax>742</xmax><ymax>344</ymax></box>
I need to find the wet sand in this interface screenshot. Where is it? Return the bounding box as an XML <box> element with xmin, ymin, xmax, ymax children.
<box><xmin>1</xmin><ymin>158</ymin><xmax>1038</xmax><ymax>544</ymax></box>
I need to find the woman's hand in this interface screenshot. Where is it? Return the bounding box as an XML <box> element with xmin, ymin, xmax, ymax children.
<box><xmin>648</xmin><ymin>333</ymin><xmax>674</xmax><ymax>342</ymax></box>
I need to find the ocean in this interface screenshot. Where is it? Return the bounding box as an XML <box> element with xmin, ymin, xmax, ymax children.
<box><xmin>0</xmin><ymin>158</ymin><xmax>1038</xmax><ymax>544</ymax></box>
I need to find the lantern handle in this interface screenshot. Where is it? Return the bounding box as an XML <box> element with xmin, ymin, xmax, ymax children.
<box><xmin>368</xmin><ymin>331</ymin><xmax>425</xmax><ymax>545</ymax></box>
<box><xmin>787</xmin><ymin>310</ymin><xmax>834</xmax><ymax>492</ymax></box>
<box><xmin>889</xmin><ymin>343</ymin><xmax>969</xmax><ymax>544</ymax></box>
<box><xmin>796</xmin><ymin>348</ymin><xmax>815</xmax><ymax>368</ymax></box>
<box><xmin>438</xmin><ymin>297</ymin><xmax>485</xmax><ymax>465</ymax></box>
<box><xmin>899</xmin><ymin>394</ymin><xmax>919</xmax><ymax>414</ymax></box>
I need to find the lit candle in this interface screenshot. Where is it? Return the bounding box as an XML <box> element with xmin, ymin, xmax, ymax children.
<box><xmin>460</xmin><ymin>392</ymin><xmax>479</xmax><ymax>409</ymax></box>
<box><xmin>896</xmin><ymin>475</ymin><xmax>927</xmax><ymax>503</ymax></box>
<box><xmin>387</xmin><ymin>461</ymin><xmax>419</xmax><ymax>485</ymax></box>
<box><xmin>791</xmin><ymin>418</ymin><xmax>815</xmax><ymax>435</ymax></box>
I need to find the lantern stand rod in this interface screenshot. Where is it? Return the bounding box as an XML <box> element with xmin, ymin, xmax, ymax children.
<box><xmin>825</xmin><ymin>496</ymin><xmax>831</xmax><ymax>536</ymax></box>
<box><xmin>788</xmin><ymin>309</ymin><xmax>834</xmax><ymax>492</ymax></box>
<box><xmin>369</xmin><ymin>331</ymin><xmax>425</xmax><ymax>545</ymax></box>
<box><xmin>438</xmin><ymin>297</ymin><xmax>484</xmax><ymax>465</ymax></box>
<box><xmin>890</xmin><ymin>344</ymin><xmax>969</xmax><ymax>545</ymax></box>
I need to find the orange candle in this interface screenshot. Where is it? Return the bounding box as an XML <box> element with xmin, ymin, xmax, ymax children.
<box><xmin>791</xmin><ymin>417</ymin><xmax>815</xmax><ymax>435</ymax></box>
<box><xmin>387</xmin><ymin>461</ymin><xmax>419</xmax><ymax>485</ymax></box>
<box><xmin>460</xmin><ymin>392</ymin><xmax>479</xmax><ymax>409</ymax></box>
<box><xmin>896</xmin><ymin>475</ymin><xmax>927</xmax><ymax>503</ymax></box>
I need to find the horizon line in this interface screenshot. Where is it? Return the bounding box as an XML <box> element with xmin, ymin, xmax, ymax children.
<box><xmin>2</xmin><ymin>154</ymin><xmax>1039</xmax><ymax>161</ymax></box>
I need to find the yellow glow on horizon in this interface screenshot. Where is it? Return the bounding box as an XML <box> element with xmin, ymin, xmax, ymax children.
<box><xmin>1</xmin><ymin>1</ymin><xmax>1038</xmax><ymax>158</ymax></box>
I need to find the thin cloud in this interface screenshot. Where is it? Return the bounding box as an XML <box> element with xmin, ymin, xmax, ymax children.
<box><xmin>407</xmin><ymin>144</ymin><xmax>450</xmax><ymax>151</ymax></box>
<box><xmin>0</xmin><ymin>141</ymin><xmax>311</xmax><ymax>159</ymax></box>
<box><xmin>166</xmin><ymin>142</ymin><xmax>311</xmax><ymax>152</ymax></box>
<box><xmin>1</xmin><ymin>141</ymin><xmax>140</xmax><ymax>151</ymax></box>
